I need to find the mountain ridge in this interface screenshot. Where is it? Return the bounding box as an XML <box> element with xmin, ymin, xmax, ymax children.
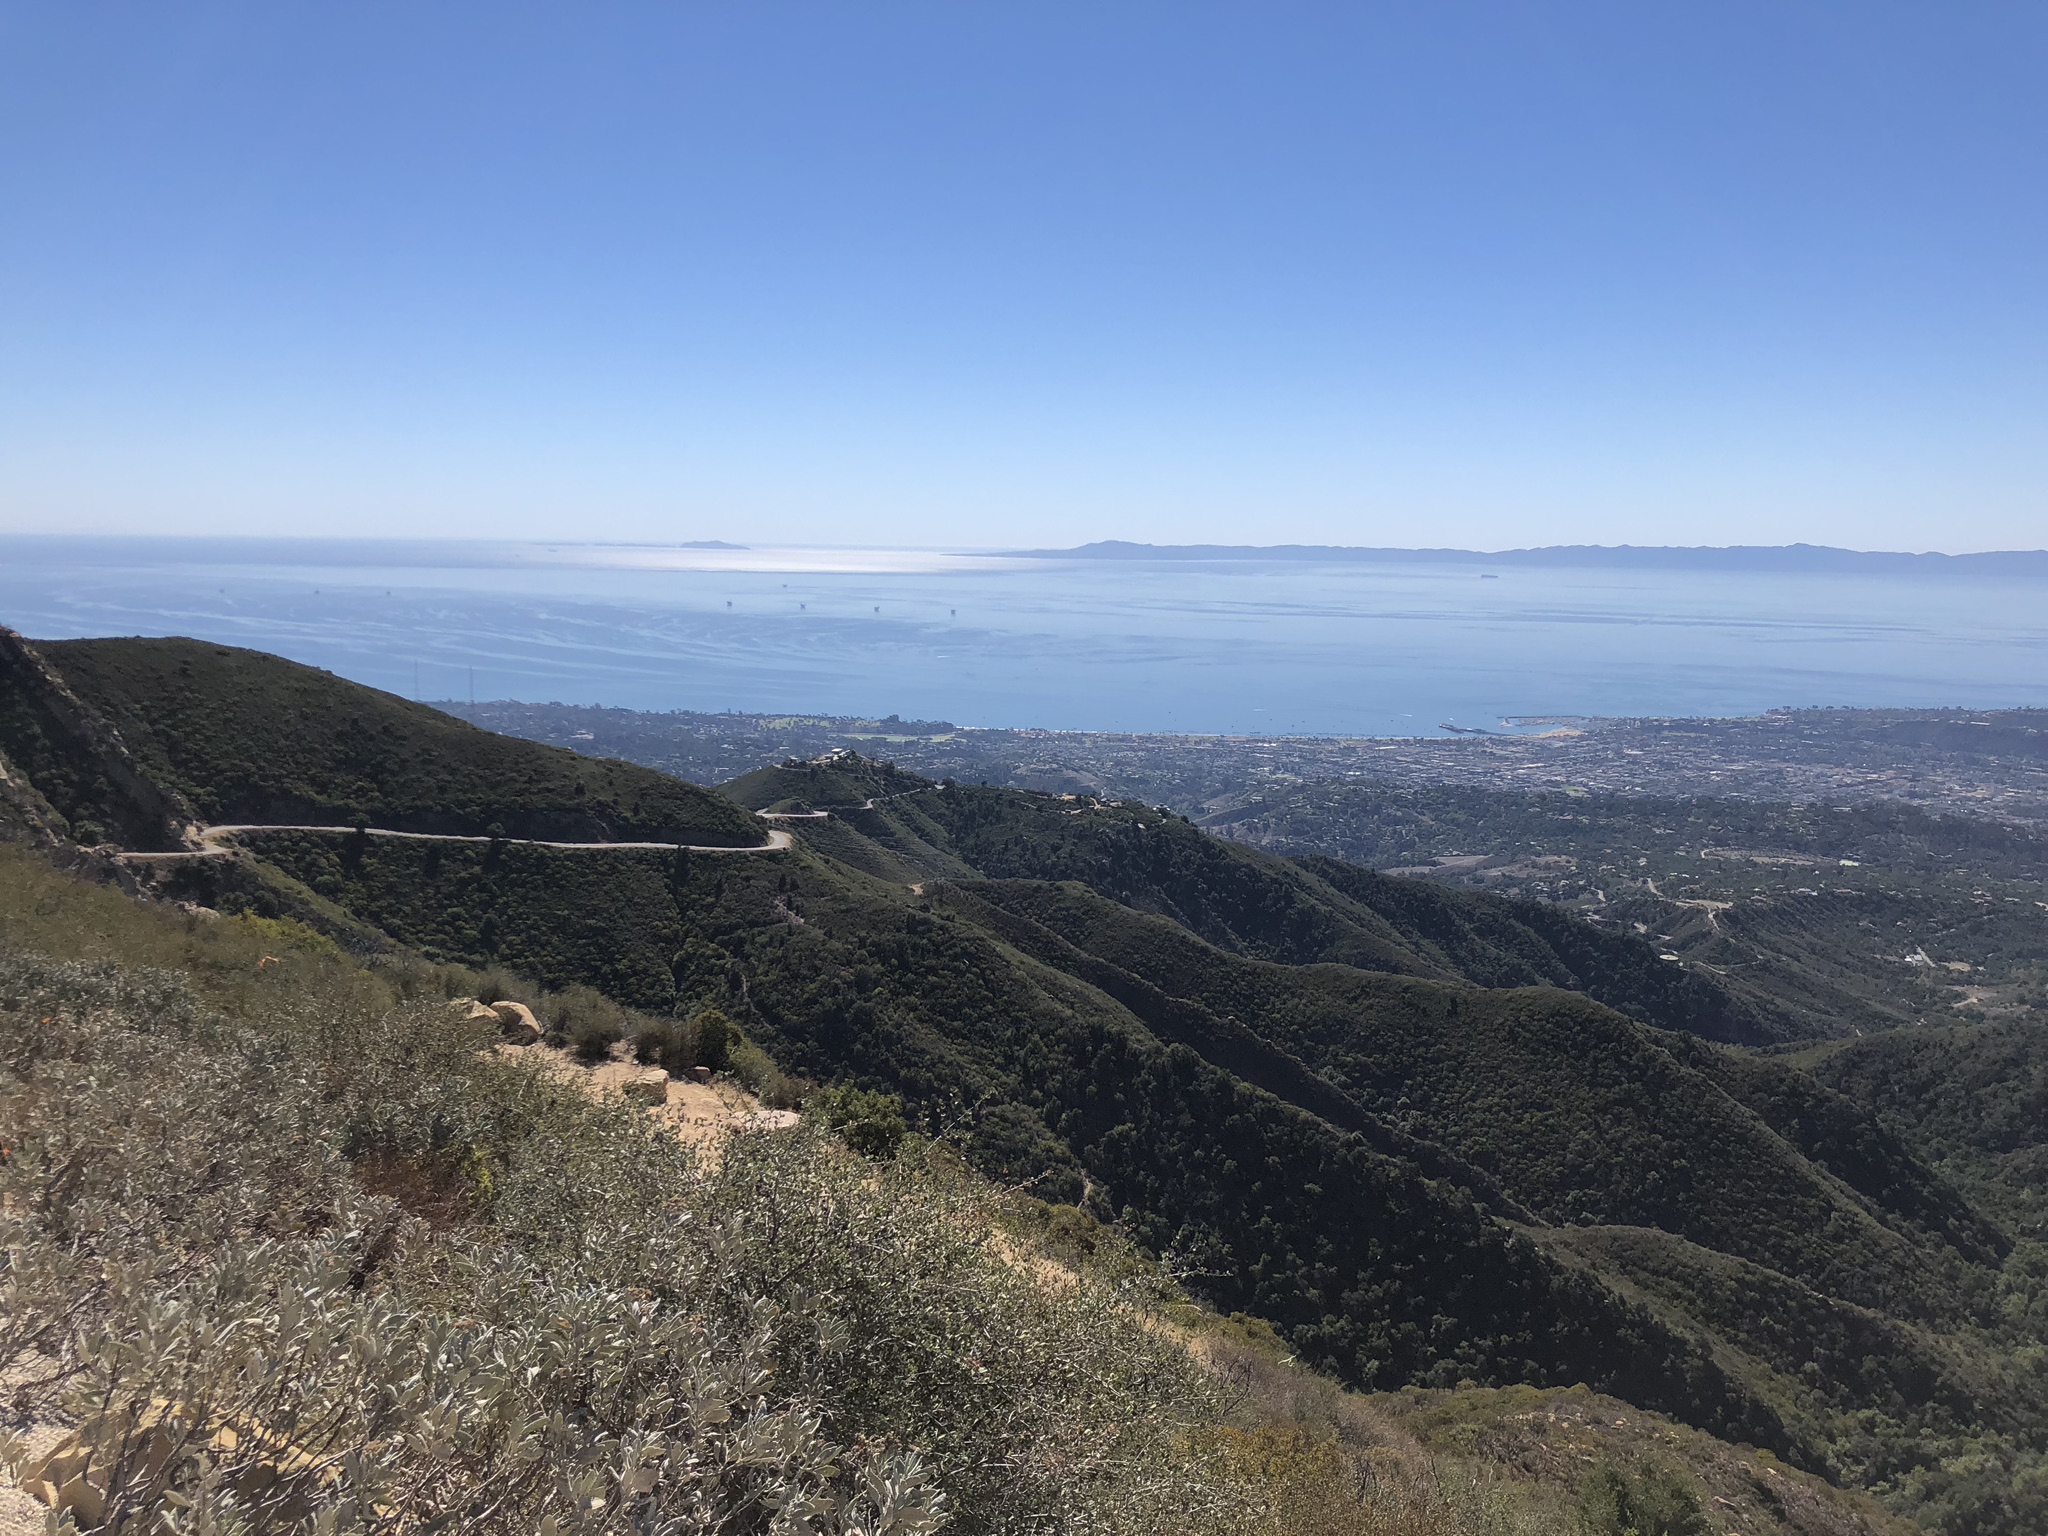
<box><xmin>1012</xmin><ymin>539</ymin><xmax>2048</xmax><ymax>575</ymax></box>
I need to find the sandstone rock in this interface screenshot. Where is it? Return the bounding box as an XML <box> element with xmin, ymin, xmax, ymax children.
<box><xmin>488</xmin><ymin>999</ymin><xmax>542</xmax><ymax>1044</ymax></box>
<box><xmin>22</xmin><ymin>1400</ymin><xmax>332</xmax><ymax>1528</ymax></box>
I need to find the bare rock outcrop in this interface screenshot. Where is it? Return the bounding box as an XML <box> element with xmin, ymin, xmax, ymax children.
<box><xmin>488</xmin><ymin>1000</ymin><xmax>542</xmax><ymax>1044</ymax></box>
<box><xmin>448</xmin><ymin>998</ymin><xmax>540</xmax><ymax>1044</ymax></box>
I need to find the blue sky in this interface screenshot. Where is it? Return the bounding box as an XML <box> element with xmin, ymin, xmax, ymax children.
<box><xmin>1</xmin><ymin>3</ymin><xmax>2042</xmax><ymax>551</ymax></box>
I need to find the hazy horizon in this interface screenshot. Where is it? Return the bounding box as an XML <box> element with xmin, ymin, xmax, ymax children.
<box><xmin>7</xmin><ymin>535</ymin><xmax>2044</xmax><ymax>735</ymax></box>
<box><xmin>8</xmin><ymin>532</ymin><xmax>2048</xmax><ymax>561</ymax></box>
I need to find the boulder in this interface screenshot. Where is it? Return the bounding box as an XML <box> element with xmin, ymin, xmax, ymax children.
<box><xmin>488</xmin><ymin>1000</ymin><xmax>542</xmax><ymax>1044</ymax></box>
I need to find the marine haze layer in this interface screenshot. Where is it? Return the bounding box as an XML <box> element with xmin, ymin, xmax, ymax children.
<box><xmin>4</xmin><ymin>535</ymin><xmax>2045</xmax><ymax>736</ymax></box>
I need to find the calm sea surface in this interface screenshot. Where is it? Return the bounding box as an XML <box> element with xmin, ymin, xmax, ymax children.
<box><xmin>3</xmin><ymin>537</ymin><xmax>2044</xmax><ymax>737</ymax></box>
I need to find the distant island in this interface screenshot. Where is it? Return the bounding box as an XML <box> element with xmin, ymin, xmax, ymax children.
<box><xmin>1012</xmin><ymin>539</ymin><xmax>2048</xmax><ymax>576</ymax></box>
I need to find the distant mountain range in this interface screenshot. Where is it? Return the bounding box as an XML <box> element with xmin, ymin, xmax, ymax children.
<box><xmin>1016</xmin><ymin>539</ymin><xmax>2048</xmax><ymax>575</ymax></box>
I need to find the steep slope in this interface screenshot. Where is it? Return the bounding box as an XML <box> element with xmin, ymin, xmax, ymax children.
<box><xmin>32</xmin><ymin>636</ymin><xmax>763</xmax><ymax>846</ymax></box>
<box><xmin>0</xmin><ymin>627</ymin><xmax>194</xmax><ymax>849</ymax></box>
<box><xmin>238</xmin><ymin>814</ymin><xmax>2048</xmax><ymax>1512</ymax></box>
<box><xmin>0</xmin><ymin>837</ymin><xmax>1926</xmax><ymax>1536</ymax></box>
<box><xmin>949</xmin><ymin>878</ymin><xmax>1987</xmax><ymax>1319</ymax></box>
<box><xmin>0</xmin><ymin>741</ymin><xmax>69</xmax><ymax>845</ymax></box>
<box><xmin>1800</xmin><ymin>1020</ymin><xmax>2048</xmax><ymax>1242</ymax></box>
<box><xmin>1657</xmin><ymin>1033</ymin><xmax>2009</xmax><ymax>1265</ymax></box>
<box><xmin>1295</xmin><ymin>852</ymin><xmax>1776</xmax><ymax>1043</ymax></box>
<box><xmin>1533</xmin><ymin>1222</ymin><xmax>2048</xmax><ymax>1507</ymax></box>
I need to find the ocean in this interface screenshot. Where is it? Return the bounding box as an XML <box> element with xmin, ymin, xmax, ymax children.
<box><xmin>3</xmin><ymin>536</ymin><xmax>2044</xmax><ymax>736</ymax></box>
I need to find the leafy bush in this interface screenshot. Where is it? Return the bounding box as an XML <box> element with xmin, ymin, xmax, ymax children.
<box><xmin>0</xmin><ymin>943</ymin><xmax>1249</xmax><ymax>1536</ymax></box>
<box><xmin>693</xmin><ymin>1005</ymin><xmax>739</xmax><ymax>1072</ymax></box>
<box><xmin>543</xmin><ymin>981</ymin><xmax>626</xmax><ymax>1038</ymax></box>
<box><xmin>1577</xmin><ymin>1462</ymin><xmax>1706</xmax><ymax>1536</ymax></box>
<box><xmin>631</xmin><ymin>1015</ymin><xmax>705</xmax><ymax>1076</ymax></box>
<box><xmin>469</xmin><ymin>964</ymin><xmax>531</xmax><ymax>1005</ymax></box>
<box><xmin>566</xmin><ymin>1012</ymin><xmax>625</xmax><ymax>1062</ymax></box>
<box><xmin>727</xmin><ymin>1038</ymin><xmax>805</xmax><ymax>1108</ymax></box>
<box><xmin>812</xmin><ymin>1085</ymin><xmax>909</xmax><ymax>1159</ymax></box>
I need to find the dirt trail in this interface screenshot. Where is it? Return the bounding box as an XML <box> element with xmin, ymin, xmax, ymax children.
<box><xmin>757</xmin><ymin>785</ymin><xmax>935</xmax><ymax>821</ymax></box>
<box><xmin>139</xmin><ymin>782</ymin><xmax>947</xmax><ymax>867</ymax></box>
<box><xmin>500</xmin><ymin>1041</ymin><xmax>797</xmax><ymax>1160</ymax></box>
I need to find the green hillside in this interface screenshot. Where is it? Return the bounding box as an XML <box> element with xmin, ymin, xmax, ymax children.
<box><xmin>1295</xmin><ymin>852</ymin><xmax>1779</xmax><ymax>1043</ymax></box>
<box><xmin>198</xmin><ymin>826</ymin><xmax>1794</xmax><ymax>1450</ymax></box>
<box><xmin>228</xmin><ymin>806</ymin><xmax>2047</xmax><ymax>1525</ymax></box>
<box><xmin>854</xmin><ymin>780</ymin><xmax>1781</xmax><ymax>1042</ymax></box>
<box><xmin>1</xmin><ymin>838</ymin><xmax>1927</xmax><ymax>1536</ymax></box>
<box><xmin>4</xmin><ymin>639</ymin><xmax>2044</xmax><ymax>1532</ymax></box>
<box><xmin>1800</xmin><ymin>1020</ymin><xmax>2048</xmax><ymax>1244</ymax></box>
<box><xmin>951</xmin><ymin>877</ymin><xmax>1988</xmax><ymax>1315</ymax></box>
<box><xmin>32</xmin><ymin>636</ymin><xmax>764</xmax><ymax>846</ymax></box>
<box><xmin>0</xmin><ymin>627</ymin><xmax>194</xmax><ymax>849</ymax></box>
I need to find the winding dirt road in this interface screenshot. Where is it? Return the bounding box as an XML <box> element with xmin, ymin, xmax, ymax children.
<box><xmin>117</xmin><ymin>821</ymin><xmax>795</xmax><ymax>862</ymax></box>
<box><xmin>112</xmin><ymin>782</ymin><xmax>937</xmax><ymax>864</ymax></box>
<box><xmin>756</xmin><ymin>785</ymin><xmax>934</xmax><ymax>821</ymax></box>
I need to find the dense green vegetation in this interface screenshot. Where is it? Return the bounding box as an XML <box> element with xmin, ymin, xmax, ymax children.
<box><xmin>3</xmin><ymin>635</ymin><xmax>2044</xmax><ymax>1533</ymax></box>
<box><xmin>950</xmin><ymin>877</ymin><xmax>1987</xmax><ymax>1316</ymax></box>
<box><xmin>858</xmin><ymin>782</ymin><xmax>1781</xmax><ymax>1042</ymax></box>
<box><xmin>0</xmin><ymin>626</ymin><xmax>192</xmax><ymax>849</ymax></box>
<box><xmin>229</xmin><ymin>804</ymin><xmax>2048</xmax><ymax>1524</ymax></box>
<box><xmin>1799</xmin><ymin>1020</ymin><xmax>2048</xmax><ymax>1245</ymax></box>
<box><xmin>37</xmin><ymin>636</ymin><xmax>764</xmax><ymax>844</ymax></box>
<box><xmin>232</xmin><ymin>830</ymin><xmax>1787</xmax><ymax>1445</ymax></box>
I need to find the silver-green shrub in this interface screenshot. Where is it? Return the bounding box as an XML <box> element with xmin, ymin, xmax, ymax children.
<box><xmin>0</xmin><ymin>952</ymin><xmax>1241</xmax><ymax>1536</ymax></box>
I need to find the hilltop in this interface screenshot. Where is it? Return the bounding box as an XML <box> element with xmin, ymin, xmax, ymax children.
<box><xmin>29</xmin><ymin>634</ymin><xmax>763</xmax><ymax>846</ymax></box>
